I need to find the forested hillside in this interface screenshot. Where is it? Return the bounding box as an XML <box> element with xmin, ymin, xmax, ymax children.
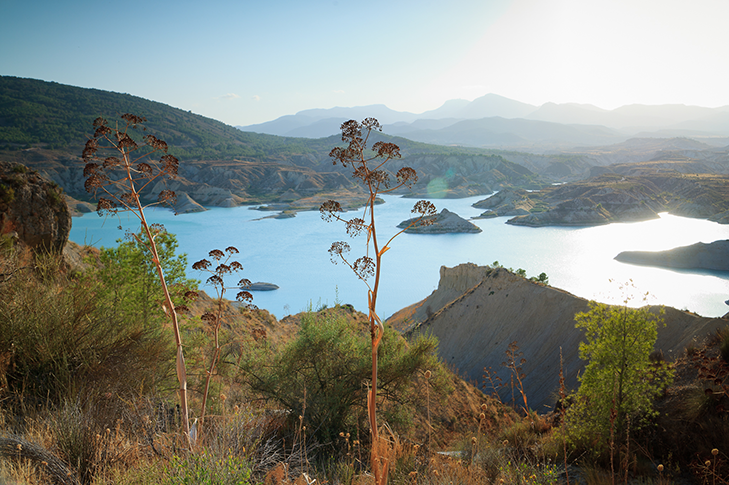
<box><xmin>0</xmin><ymin>77</ymin><xmax>548</xmax><ymax>207</ymax></box>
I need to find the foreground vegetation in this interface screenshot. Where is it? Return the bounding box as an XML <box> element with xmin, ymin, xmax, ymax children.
<box><xmin>1</xmin><ymin>114</ymin><xmax>727</xmax><ymax>484</ymax></box>
<box><xmin>1</xmin><ymin>241</ymin><xmax>727</xmax><ymax>484</ymax></box>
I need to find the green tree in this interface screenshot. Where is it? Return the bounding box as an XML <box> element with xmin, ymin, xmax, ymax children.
<box><xmin>568</xmin><ymin>291</ymin><xmax>673</xmax><ymax>449</ymax></box>
<box><xmin>93</xmin><ymin>228</ymin><xmax>196</xmax><ymax>328</ymax></box>
<box><xmin>236</xmin><ymin>309</ymin><xmax>448</xmax><ymax>449</ymax></box>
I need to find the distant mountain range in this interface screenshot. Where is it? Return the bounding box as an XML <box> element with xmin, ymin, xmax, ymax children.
<box><xmin>238</xmin><ymin>94</ymin><xmax>729</xmax><ymax>149</ymax></box>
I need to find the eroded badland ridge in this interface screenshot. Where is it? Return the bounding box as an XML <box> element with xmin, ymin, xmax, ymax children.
<box><xmin>390</xmin><ymin>263</ymin><xmax>729</xmax><ymax>410</ymax></box>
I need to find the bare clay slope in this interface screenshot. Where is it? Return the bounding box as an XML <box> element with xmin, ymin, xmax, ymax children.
<box><xmin>404</xmin><ymin>264</ymin><xmax>728</xmax><ymax>411</ymax></box>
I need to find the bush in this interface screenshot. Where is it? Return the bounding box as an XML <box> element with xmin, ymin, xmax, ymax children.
<box><xmin>89</xmin><ymin>229</ymin><xmax>197</xmax><ymax>328</ymax></box>
<box><xmin>236</xmin><ymin>309</ymin><xmax>448</xmax><ymax>449</ymax></box>
<box><xmin>0</xmin><ymin>249</ymin><xmax>174</xmax><ymax>406</ymax></box>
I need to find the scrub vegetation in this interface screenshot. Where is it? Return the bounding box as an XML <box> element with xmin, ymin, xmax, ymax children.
<box><xmin>0</xmin><ymin>116</ymin><xmax>727</xmax><ymax>484</ymax></box>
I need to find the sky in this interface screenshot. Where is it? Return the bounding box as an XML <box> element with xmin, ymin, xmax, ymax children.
<box><xmin>2</xmin><ymin>0</ymin><xmax>729</xmax><ymax>126</ymax></box>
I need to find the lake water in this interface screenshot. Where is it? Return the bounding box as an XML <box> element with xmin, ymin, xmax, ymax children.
<box><xmin>69</xmin><ymin>195</ymin><xmax>729</xmax><ymax>320</ymax></box>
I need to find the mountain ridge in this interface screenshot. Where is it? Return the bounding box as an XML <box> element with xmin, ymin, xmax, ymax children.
<box><xmin>238</xmin><ymin>93</ymin><xmax>729</xmax><ymax>146</ymax></box>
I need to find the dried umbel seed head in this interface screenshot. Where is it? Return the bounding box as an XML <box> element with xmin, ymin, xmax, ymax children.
<box><xmin>372</xmin><ymin>141</ymin><xmax>401</xmax><ymax>159</ymax></box>
<box><xmin>471</xmin><ymin>437</ymin><xmax>477</xmax><ymax>445</ymax></box>
<box><xmin>481</xmin><ymin>403</ymin><xmax>488</xmax><ymax>411</ymax></box>
<box><xmin>712</xmin><ymin>448</ymin><xmax>719</xmax><ymax>456</ymax></box>
<box><xmin>353</xmin><ymin>256</ymin><xmax>375</xmax><ymax>280</ymax></box>
<box><xmin>192</xmin><ymin>259</ymin><xmax>211</xmax><ymax>271</ymax></box>
<box><xmin>424</xmin><ymin>370</ymin><xmax>432</xmax><ymax>379</ymax></box>
<box><xmin>657</xmin><ymin>464</ymin><xmax>664</xmax><ymax>472</ymax></box>
<box><xmin>706</xmin><ymin>460</ymin><xmax>712</xmax><ymax>467</ymax></box>
<box><xmin>479</xmin><ymin>412</ymin><xmax>486</xmax><ymax>420</ymax></box>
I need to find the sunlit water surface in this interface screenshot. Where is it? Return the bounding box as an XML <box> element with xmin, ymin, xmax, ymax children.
<box><xmin>70</xmin><ymin>195</ymin><xmax>729</xmax><ymax>320</ymax></box>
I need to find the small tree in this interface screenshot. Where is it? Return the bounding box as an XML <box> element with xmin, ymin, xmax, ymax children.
<box><xmin>568</xmin><ymin>286</ymin><xmax>674</xmax><ymax>450</ymax></box>
<box><xmin>94</xmin><ymin>229</ymin><xmax>196</xmax><ymax>328</ymax></box>
<box><xmin>320</xmin><ymin>118</ymin><xmax>435</xmax><ymax>484</ymax></box>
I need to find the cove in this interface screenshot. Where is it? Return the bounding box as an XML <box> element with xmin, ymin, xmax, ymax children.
<box><xmin>69</xmin><ymin>195</ymin><xmax>729</xmax><ymax>320</ymax></box>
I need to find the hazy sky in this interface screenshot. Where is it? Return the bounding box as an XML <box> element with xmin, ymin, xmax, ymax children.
<box><xmin>2</xmin><ymin>0</ymin><xmax>728</xmax><ymax>126</ymax></box>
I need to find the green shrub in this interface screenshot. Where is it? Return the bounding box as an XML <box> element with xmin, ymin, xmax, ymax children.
<box><xmin>89</xmin><ymin>229</ymin><xmax>197</xmax><ymax>328</ymax></box>
<box><xmin>0</xmin><ymin>249</ymin><xmax>175</xmax><ymax>406</ymax></box>
<box><xmin>0</xmin><ymin>183</ymin><xmax>14</xmax><ymax>205</ymax></box>
<box><xmin>237</xmin><ymin>309</ymin><xmax>449</xmax><ymax>448</ymax></box>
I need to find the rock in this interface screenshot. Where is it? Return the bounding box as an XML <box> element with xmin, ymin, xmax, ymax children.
<box><xmin>397</xmin><ymin>208</ymin><xmax>482</xmax><ymax>234</ymax></box>
<box><xmin>275</xmin><ymin>211</ymin><xmax>296</xmax><ymax>219</ymax></box>
<box><xmin>62</xmin><ymin>240</ymin><xmax>100</xmax><ymax>272</ymax></box>
<box><xmin>402</xmin><ymin>263</ymin><xmax>728</xmax><ymax>410</ymax></box>
<box><xmin>615</xmin><ymin>240</ymin><xmax>729</xmax><ymax>272</ymax></box>
<box><xmin>473</xmin><ymin>188</ymin><xmax>536</xmax><ymax>218</ymax></box>
<box><xmin>243</xmin><ymin>282</ymin><xmax>279</xmax><ymax>291</ymax></box>
<box><xmin>64</xmin><ymin>195</ymin><xmax>96</xmax><ymax>217</ymax></box>
<box><xmin>0</xmin><ymin>162</ymin><xmax>71</xmax><ymax>252</ymax></box>
<box><xmin>173</xmin><ymin>191</ymin><xmax>207</xmax><ymax>214</ymax></box>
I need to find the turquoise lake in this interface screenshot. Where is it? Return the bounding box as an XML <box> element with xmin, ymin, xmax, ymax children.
<box><xmin>69</xmin><ymin>195</ymin><xmax>729</xmax><ymax>320</ymax></box>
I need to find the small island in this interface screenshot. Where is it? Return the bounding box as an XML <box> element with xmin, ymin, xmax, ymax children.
<box><xmin>397</xmin><ymin>208</ymin><xmax>482</xmax><ymax>234</ymax></box>
<box><xmin>243</xmin><ymin>282</ymin><xmax>280</xmax><ymax>291</ymax></box>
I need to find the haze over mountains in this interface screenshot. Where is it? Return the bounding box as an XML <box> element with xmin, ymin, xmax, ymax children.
<box><xmin>239</xmin><ymin>94</ymin><xmax>729</xmax><ymax>150</ymax></box>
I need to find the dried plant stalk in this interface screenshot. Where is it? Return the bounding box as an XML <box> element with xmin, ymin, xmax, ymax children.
<box><xmin>81</xmin><ymin>114</ymin><xmax>193</xmax><ymax>448</ymax></box>
<box><xmin>320</xmin><ymin>118</ymin><xmax>435</xmax><ymax>485</ymax></box>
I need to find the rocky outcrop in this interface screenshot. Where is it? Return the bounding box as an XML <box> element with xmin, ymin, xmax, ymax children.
<box><xmin>400</xmin><ymin>263</ymin><xmax>727</xmax><ymax>410</ymax></box>
<box><xmin>0</xmin><ymin>162</ymin><xmax>71</xmax><ymax>252</ymax></box>
<box><xmin>472</xmin><ymin>188</ymin><xmax>536</xmax><ymax>218</ymax></box>
<box><xmin>173</xmin><ymin>192</ymin><xmax>207</xmax><ymax>214</ymax></box>
<box><xmin>471</xmin><ymin>171</ymin><xmax>729</xmax><ymax>227</ymax></box>
<box><xmin>615</xmin><ymin>240</ymin><xmax>729</xmax><ymax>272</ymax></box>
<box><xmin>397</xmin><ymin>208</ymin><xmax>482</xmax><ymax>234</ymax></box>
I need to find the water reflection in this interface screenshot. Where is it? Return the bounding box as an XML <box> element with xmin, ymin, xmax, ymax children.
<box><xmin>69</xmin><ymin>196</ymin><xmax>729</xmax><ymax>319</ymax></box>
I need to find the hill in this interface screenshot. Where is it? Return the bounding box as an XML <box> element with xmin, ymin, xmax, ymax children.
<box><xmin>615</xmin><ymin>239</ymin><xmax>729</xmax><ymax>272</ymax></box>
<box><xmin>391</xmin><ymin>263</ymin><xmax>729</xmax><ymax>410</ymax></box>
<box><xmin>0</xmin><ymin>77</ymin><xmax>550</xmax><ymax>211</ymax></box>
<box><xmin>473</xmin><ymin>167</ymin><xmax>729</xmax><ymax>226</ymax></box>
